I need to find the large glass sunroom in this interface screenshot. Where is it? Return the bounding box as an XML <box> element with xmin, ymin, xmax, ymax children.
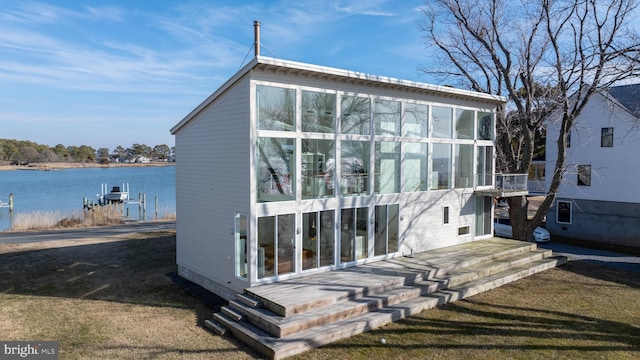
<box><xmin>244</xmin><ymin>76</ymin><xmax>498</xmax><ymax>281</ymax></box>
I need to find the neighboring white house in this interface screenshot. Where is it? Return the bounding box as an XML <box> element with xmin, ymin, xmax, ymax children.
<box><xmin>170</xmin><ymin>56</ymin><xmax>510</xmax><ymax>300</ymax></box>
<box><xmin>545</xmin><ymin>83</ymin><xmax>640</xmax><ymax>247</ymax></box>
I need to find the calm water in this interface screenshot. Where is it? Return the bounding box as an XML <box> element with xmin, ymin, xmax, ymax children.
<box><xmin>0</xmin><ymin>166</ymin><xmax>175</xmax><ymax>231</ymax></box>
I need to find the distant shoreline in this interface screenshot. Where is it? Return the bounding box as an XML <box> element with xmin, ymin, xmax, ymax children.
<box><xmin>0</xmin><ymin>162</ymin><xmax>175</xmax><ymax>172</ymax></box>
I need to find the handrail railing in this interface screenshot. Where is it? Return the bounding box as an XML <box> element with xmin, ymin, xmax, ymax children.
<box><xmin>495</xmin><ymin>173</ymin><xmax>528</xmax><ymax>192</ymax></box>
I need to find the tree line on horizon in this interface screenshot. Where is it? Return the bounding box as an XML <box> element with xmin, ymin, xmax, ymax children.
<box><xmin>0</xmin><ymin>138</ymin><xmax>175</xmax><ymax>164</ymax></box>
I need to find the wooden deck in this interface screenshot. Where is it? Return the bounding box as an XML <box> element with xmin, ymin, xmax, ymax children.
<box><xmin>207</xmin><ymin>238</ymin><xmax>567</xmax><ymax>359</ymax></box>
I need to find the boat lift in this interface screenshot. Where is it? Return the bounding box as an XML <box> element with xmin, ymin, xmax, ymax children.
<box><xmin>0</xmin><ymin>193</ymin><xmax>13</xmax><ymax>213</ymax></box>
<box><xmin>84</xmin><ymin>183</ymin><xmax>147</xmax><ymax>221</ymax></box>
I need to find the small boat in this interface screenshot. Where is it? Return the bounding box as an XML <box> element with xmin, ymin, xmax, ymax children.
<box><xmin>103</xmin><ymin>186</ymin><xmax>128</xmax><ymax>203</ymax></box>
<box><xmin>98</xmin><ymin>183</ymin><xmax>130</xmax><ymax>204</ymax></box>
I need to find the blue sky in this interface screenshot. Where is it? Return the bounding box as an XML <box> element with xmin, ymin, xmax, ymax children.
<box><xmin>0</xmin><ymin>0</ymin><xmax>431</xmax><ymax>150</ymax></box>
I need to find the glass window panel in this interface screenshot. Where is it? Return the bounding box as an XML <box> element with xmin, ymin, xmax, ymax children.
<box><xmin>455</xmin><ymin>144</ymin><xmax>474</xmax><ymax>188</ymax></box>
<box><xmin>374</xmin><ymin>205</ymin><xmax>387</xmax><ymax>256</ymax></box>
<box><xmin>431</xmin><ymin>143</ymin><xmax>451</xmax><ymax>190</ymax></box>
<box><xmin>432</xmin><ymin>106</ymin><xmax>452</xmax><ymax>138</ymax></box>
<box><xmin>303</xmin><ymin>210</ymin><xmax>336</xmax><ymax>270</ymax></box>
<box><xmin>257</xmin><ymin>138</ymin><xmax>295</xmax><ymax>202</ymax></box>
<box><xmin>340</xmin><ymin>140</ymin><xmax>370</xmax><ymax>195</ymax></box>
<box><xmin>341</xmin><ymin>96</ymin><xmax>371</xmax><ymax>135</ymax></box>
<box><xmin>477</xmin><ymin>112</ymin><xmax>494</xmax><ymax>140</ymax></box>
<box><xmin>476</xmin><ymin>145</ymin><xmax>493</xmax><ymax>186</ymax></box>
<box><xmin>234</xmin><ymin>214</ymin><xmax>247</xmax><ymax>279</ymax></box>
<box><xmin>403</xmin><ymin>142</ymin><xmax>428</xmax><ymax>192</ymax></box>
<box><xmin>257</xmin><ymin>85</ymin><xmax>295</xmax><ymax>131</ymax></box>
<box><xmin>557</xmin><ymin>200</ymin><xmax>572</xmax><ymax>224</ymax></box>
<box><xmin>302</xmin><ymin>91</ymin><xmax>336</xmax><ymax>133</ymax></box>
<box><xmin>374</xmin><ymin>141</ymin><xmax>400</xmax><ymax>194</ymax></box>
<box><xmin>340</xmin><ymin>207</ymin><xmax>368</xmax><ymax>262</ymax></box>
<box><xmin>387</xmin><ymin>204</ymin><xmax>399</xmax><ymax>253</ymax></box>
<box><xmin>374</xmin><ymin>99</ymin><xmax>401</xmax><ymax>136</ymax></box>
<box><xmin>577</xmin><ymin>164</ymin><xmax>591</xmax><ymax>186</ymax></box>
<box><xmin>302</xmin><ymin>212</ymin><xmax>319</xmax><ymax>270</ymax></box>
<box><xmin>257</xmin><ymin>216</ymin><xmax>275</xmax><ymax>279</ymax></box>
<box><xmin>404</xmin><ymin>103</ymin><xmax>429</xmax><ymax>137</ymax></box>
<box><xmin>601</xmin><ymin>127</ymin><xmax>613</xmax><ymax>147</ymax></box>
<box><xmin>319</xmin><ymin>210</ymin><xmax>335</xmax><ymax>267</ymax></box>
<box><xmin>374</xmin><ymin>204</ymin><xmax>399</xmax><ymax>256</ymax></box>
<box><xmin>340</xmin><ymin>208</ymin><xmax>355</xmax><ymax>263</ymax></box>
<box><xmin>455</xmin><ymin>109</ymin><xmax>474</xmax><ymax>139</ymax></box>
<box><xmin>302</xmin><ymin>139</ymin><xmax>335</xmax><ymax>199</ymax></box>
<box><xmin>277</xmin><ymin>214</ymin><xmax>295</xmax><ymax>275</ymax></box>
<box><xmin>355</xmin><ymin>207</ymin><xmax>368</xmax><ymax>260</ymax></box>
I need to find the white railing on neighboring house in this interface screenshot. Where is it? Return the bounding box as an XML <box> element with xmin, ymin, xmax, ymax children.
<box><xmin>495</xmin><ymin>173</ymin><xmax>529</xmax><ymax>193</ymax></box>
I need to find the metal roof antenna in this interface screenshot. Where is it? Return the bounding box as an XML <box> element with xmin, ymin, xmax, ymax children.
<box><xmin>254</xmin><ymin>20</ymin><xmax>261</xmax><ymax>57</ymax></box>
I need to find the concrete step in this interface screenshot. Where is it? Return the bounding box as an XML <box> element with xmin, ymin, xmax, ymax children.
<box><xmin>230</xmin><ymin>249</ymin><xmax>556</xmax><ymax>339</ymax></box>
<box><xmin>219</xmin><ymin>255</ymin><xmax>566</xmax><ymax>359</ymax></box>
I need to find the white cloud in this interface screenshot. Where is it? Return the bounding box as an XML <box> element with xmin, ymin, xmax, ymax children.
<box><xmin>334</xmin><ymin>0</ymin><xmax>396</xmax><ymax>16</ymax></box>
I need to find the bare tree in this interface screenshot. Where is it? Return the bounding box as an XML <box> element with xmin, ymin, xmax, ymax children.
<box><xmin>421</xmin><ymin>0</ymin><xmax>640</xmax><ymax>240</ymax></box>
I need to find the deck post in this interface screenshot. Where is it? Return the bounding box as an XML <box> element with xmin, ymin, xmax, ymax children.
<box><xmin>9</xmin><ymin>193</ymin><xmax>13</xmax><ymax>214</ymax></box>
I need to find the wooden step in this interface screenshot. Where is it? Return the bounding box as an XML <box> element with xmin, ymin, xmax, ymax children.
<box><xmin>229</xmin><ymin>249</ymin><xmax>557</xmax><ymax>339</ymax></box>
<box><xmin>230</xmin><ymin>280</ymin><xmax>441</xmax><ymax>338</ymax></box>
<box><xmin>204</xmin><ymin>319</ymin><xmax>227</xmax><ymax>336</ymax></box>
<box><xmin>245</xmin><ymin>240</ymin><xmax>541</xmax><ymax>318</ymax></box>
<box><xmin>221</xmin><ymin>306</ymin><xmax>245</xmax><ymax>322</ymax></box>
<box><xmin>236</xmin><ymin>293</ymin><xmax>262</xmax><ymax>308</ymax></box>
<box><xmin>220</xmin><ymin>256</ymin><xmax>566</xmax><ymax>359</ymax></box>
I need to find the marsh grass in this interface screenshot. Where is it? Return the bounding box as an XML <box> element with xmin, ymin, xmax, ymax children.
<box><xmin>11</xmin><ymin>207</ymin><xmax>127</xmax><ymax>231</ymax></box>
<box><xmin>0</xmin><ymin>232</ymin><xmax>638</xmax><ymax>359</ymax></box>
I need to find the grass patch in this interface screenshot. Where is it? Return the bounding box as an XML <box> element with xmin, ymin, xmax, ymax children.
<box><xmin>1</xmin><ymin>232</ymin><xmax>639</xmax><ymax>359</ymax></box>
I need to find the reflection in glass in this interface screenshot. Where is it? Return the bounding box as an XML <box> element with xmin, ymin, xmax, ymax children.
<box><xmin>340</xmin><ymin>140</ymin><xmax>369</xmax><ymax>195</ymax></box>
<box><xmin>319</xmin><ymin>210</ymin><xmax>335</xmax><ymax>267</ymax></box>
<box><xmin>302</xmin><ymin>91</ymin><xmax>336</xmax><ymax>133</ymax></box>
<box><xmin>404</xmin><ymin>103</ymin><xmax>429</xmax><ymax>137</ymax></box>
<box><xmin>277</xmin><ymin>214</ymin><xmax>295</xmax><ymax>275</ymax></box>
<box><xmin>455</xmin><ymin>144</ymin><xmax>473</xmax><ymax>188</ymax></box>
<box><xmin>301</xmin><ymin>139</ymin><xmax>334</xmax><ymax>199</ymax></box>
<box><xmin>257</xmin><ymin>216</ymin><xmax>275</xmax><ymax>279</ymax></box>
<box><xmin>432</xmin><ymin>106</ymin><xmax>453</xmax><ymax>138</ymax></box>
<box><xmin>303</xmin><ymin>210</ymin><xmax>335</xmax><ymax>270</ymax></box>
<box><xmin>374</xmin><ymin>99</ymin><xmax>401</xmax><ymax>136</ymax></box>
<box><xmin>340</xmin><ymin>207</ymin><xmax>368</xmax><ymax>262</ymax></box>
<box><xmin>478</xmin><ymin>112</ymin><xmax>494</xmax><ymax>140</ymax></box>
<box><xmin>257</xmin><ymin>138</ymin><xmax>295</xmax><ymax>202</ymax></box>
<box><xmin>476</xmin><ymin>145</ymin><xmax>493</xmax><ymax>186</ymax></box>
<box><xmin>257</xmin><ymin>85</ymin><xmax>295</xmax><ymax>131</ymax></box>
<box><xmin>403</xmin><ymin>142</ymin><xmax>428</xmax><ymax>192</ymax></box>
<box><xmin>235</xmin><ymin>214</ymin><xmax>247</xmax><ymax>279</ymax></box>
<box><xmin>432</xmin><ymin>143</ymin><xmax>451</xmax><ymax>189</ymax></box>
<box><xmin>455</xmin><ymin>109</ymin><xmax>474</xmax><ymax>139</ymax></box>
<box><xmin>374</xmin><ymin>141</ymin><xmax>400</xmax><ymax>194</ymax></box>
<box><xmin>375</xmin><ymin>204</ymin><xmax>399</xmax><ymax>256</ymax></box>
<box><xmin>341</xmin><ymin>96</ymin><xmax>371</xmax><ymax>135</ymax></box>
